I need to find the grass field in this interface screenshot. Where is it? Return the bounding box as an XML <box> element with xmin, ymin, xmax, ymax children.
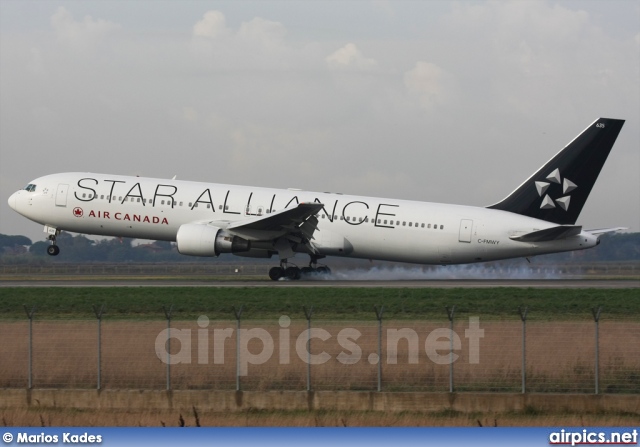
<box><xmin>0</xmin><ymin>287</ymin><xmax>638</xmax><ymax>320</ymax></box>
<box><xmin>3</xmin><ymin>407</ymin><xmax>639</xmax><ymax>427</ymax></box>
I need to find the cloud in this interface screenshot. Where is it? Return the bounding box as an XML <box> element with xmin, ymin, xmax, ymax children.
<box><xmin>403</xmin><ymin>61</ymin><xmax>452</xmax><ymax>110</ymax></box>
<box><xmin>193</xmin><ymin>10</ymin><xmax>228</xmax><ymax>38</ymax></box>
<box><xmin>238</xmin><ymin>17</ymin><xmax>286</xmax><ymax>45</ymax></box>
<box><xmin>326</xmin><ymin>43</ymin><xmax>378</xmax><ymax>70</ymax></box>
<box><xmin>190</xmin><ymin>11</ymin><xmax>292</xmax><ymax>70</ymax></box>
<box><xmin>50</xmin><ymin>6</ymin><xmax>120</xmax><ymax>51</ymax></box>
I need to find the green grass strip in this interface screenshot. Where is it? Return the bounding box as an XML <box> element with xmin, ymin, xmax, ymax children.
<box><xmin>0</xmin><ymin>287</ymin><xmax>638</xmax><ymax>321</ymax></box>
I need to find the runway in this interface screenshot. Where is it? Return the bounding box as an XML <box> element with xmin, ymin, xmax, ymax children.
<box><xmin>0</xmin><ymin>279</ymin><xmax>637</xmax><ymax>288</ymax></box>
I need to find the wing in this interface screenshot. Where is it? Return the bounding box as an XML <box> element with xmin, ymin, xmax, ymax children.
<box><xmin>207</xmin><ymin>202</ymin><xmax>323</xmax><ymax>259</ymax></box>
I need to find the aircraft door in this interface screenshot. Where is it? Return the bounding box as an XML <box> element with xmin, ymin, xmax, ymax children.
<box><xmin>459</xmin><ymin>219</ymin><xmax>473</xmax><ymax>243</ymax></box>
<box><xmin>55</xmin><ymin>184</ymin><xmax>69</xmax><ymax>207</ymax></box>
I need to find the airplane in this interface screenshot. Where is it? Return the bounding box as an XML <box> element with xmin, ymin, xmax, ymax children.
<box><xmin>7</xmin><ymin>118</ymin><xmax>626</xmax><ymax>280</ymax></box>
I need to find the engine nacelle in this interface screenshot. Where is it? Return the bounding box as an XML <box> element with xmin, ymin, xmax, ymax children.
<box><xmin>176</xmin><ymin>224</ymin><xmax>251</xmax><ymax>257</ymax></box>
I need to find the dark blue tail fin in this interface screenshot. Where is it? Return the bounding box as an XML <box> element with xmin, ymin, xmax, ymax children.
<box><xmin>488</xmin><ymin>118</ymin><xmax>624</xmax><ymax>225</ymax></box>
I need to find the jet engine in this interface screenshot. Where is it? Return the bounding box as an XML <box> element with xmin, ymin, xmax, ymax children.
<box><xmin>176</xmin><ymin>224</ymin><xmax>251</xmax><ymax>257</ymax></box>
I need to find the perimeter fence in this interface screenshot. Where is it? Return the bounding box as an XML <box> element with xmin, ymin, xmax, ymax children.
<box><xmin>1</xmin><ymin>306</ymin><xmax>638</xmax><ymax>394</ymax></box>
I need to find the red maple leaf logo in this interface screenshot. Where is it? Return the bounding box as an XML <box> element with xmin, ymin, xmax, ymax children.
<box><xmin>73</xmin><ymin>207</ymin><xmax>83</xmax><ymax>217</ymax></box>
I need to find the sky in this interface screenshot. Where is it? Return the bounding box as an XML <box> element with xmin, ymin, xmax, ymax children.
<box><xmin>1</xmin><ymin>0</ymin><xmax>638</xmax><ymax>243</ymax></box>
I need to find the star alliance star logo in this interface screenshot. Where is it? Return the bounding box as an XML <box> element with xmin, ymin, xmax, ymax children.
<box><xmin>535</xmin><ymin>168</ymin><xmax>577</xmax><ymax>211</ymax></box>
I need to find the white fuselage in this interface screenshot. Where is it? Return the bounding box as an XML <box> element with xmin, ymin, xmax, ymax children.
<box><xmin>8</xmin><ymin>172</ymin><xmax>598</xmax><ymax>264</ymax></box>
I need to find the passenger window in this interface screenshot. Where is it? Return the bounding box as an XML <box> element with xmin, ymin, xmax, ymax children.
<box><xmin>384</xmin><ymin>220</ymin><xmax>387</xmax><ymax>224</ymax></box>
<box><xmin>207</xmin><ymin>204</ymin><xmax>211</xmax><ymax>209</ymax></box>
<box><xmin>100</xmin><ymin>195</ymin><xmax>104</xmax><ymax>200</ymax></box>
<box><xmin>161</xmin><ymin>200</ymin><xmax>165</xmax><ymax>205</ymax></box>
<box><xmin>428</xmin><ymin>224</ymin><xmax>431</xmax><ymax>229</ymax></box>
<box><xmin>421</xmin><ymin>223</ymin><xmax>425</xmax><ymax>228</ymax></box>
<box><xmin>82</xmin><ymin>193</ymin><xmax>86</xmax><ymax>198</ymax></box>
<box><xmin>219</xmin><ymin>205</ymin><xmax>222</xmax><ymax>210</ymax></box>
<box><xmin>188</xmin><ymin>203</ymin><xmax>192</xmax><ymax>207</ymax></box>
<box><xmin>409</xmin><ymin>222</ymin><xmax>412</xmax><ymax>227</ymax></box>
<box><xmin>402</xmin><ymin>222</ymin><xmax>406</xmax><ymax>226</ymax></box>
<box><xmin>440</xmin><ymin>225</ymin><xmax>444</xmax><ymax>230</ymax></box>
<box><xmin>179</xmin><ymin>202</ymin><xmax>183</xmax><ymax>206</ymax></box>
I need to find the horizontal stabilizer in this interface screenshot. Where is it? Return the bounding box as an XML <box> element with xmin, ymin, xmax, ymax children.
<box><xmin>585</xmin><ymin>227</ymin><xmax>627</xmax><ymax>236</ymax></box>
<box><xmin>510</xmin><ymin>225</ymin><xmax>582</xmax><ymax>242</ymax></box>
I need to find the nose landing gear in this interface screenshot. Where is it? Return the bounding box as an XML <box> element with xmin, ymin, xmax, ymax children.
<box><xmin>47</xmin><ymin>243</ymin><xmax>60</xmax><ymax>256</ymax></box>
<box><xmin>45</xmin><ymin>229</ymin><xmax>60</xmax><ymax>256</ymax></box>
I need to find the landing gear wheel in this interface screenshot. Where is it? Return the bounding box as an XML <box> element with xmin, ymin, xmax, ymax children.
<box><xmin>301</xmin><ymin>267</ymin><xmax>314</xmax><ymax>275</ymax></box>
<box><xmin>47</xmin><ymin>245</ymin><xmax>60</xmax><ymax>256</ymax></box>
<box><xmin>269</xmin><ymin>266</ymin><xmax>284</xmax><ymax>281</ymax></box>
<box><xmin>316</xmin><ymin>266</ymin><xmax>331</xmax><ymax>275</ymax></box>
<box><xmin>285</xmin><ymin>266</ymin><xmax>301</xmax><ymax>280</ymax></box>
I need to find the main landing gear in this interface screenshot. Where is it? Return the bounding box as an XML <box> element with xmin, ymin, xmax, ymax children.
<box><xmin>268</xmin><ymin>259</ymin><xmax>332</xmax><ymax>281</ymax></box>
<box><xmin>47</xmin><ymin>234</ymin><xmax>60</xmax><ymax>256</ymax></box>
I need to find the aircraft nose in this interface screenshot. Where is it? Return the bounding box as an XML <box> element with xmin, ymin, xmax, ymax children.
<box><xmin>8</xmin><ymin>192</ymin><xmax>17</xmax><ymax>211</ymax></box>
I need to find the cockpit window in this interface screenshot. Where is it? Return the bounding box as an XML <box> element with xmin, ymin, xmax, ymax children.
<box><xmin>23</xmin><ymin>184</ymin><xmax>37</xmax><ymax>192</ymax></box>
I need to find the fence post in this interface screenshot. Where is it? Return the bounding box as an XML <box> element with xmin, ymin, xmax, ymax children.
<box><xmin>374</xmin><ymin>306</ymin><xmax>384</xmax><ymax>392</ymax></box>
<box><xmin>23</xmin><ymin>305</ymin><xmax>36</xmax><ymax>390</ymax></box>
<box><xmin>232</xmin><ymin>305</ymin><xmax>244</xmax><ymax>391</ymax></box>
<box><xmin>303</xmin><ymin>306</ymin><xmax>314</xmax><ymax>392</ymax></box>
<box><xmin>92</xmin><ymin>304</ymin><xmax>106</xmax><ymax>390</ymax></box>
<box><xmin>518</xmin><ymin>306</ymin><xmax>528</xmax><ymax>394</ymax></box>
<box><xmin>592</xmin><ymin>306</ymin><xmax>602</xmax><ymax>395</ymax></box>
<box><xmin>446</xmin><ymin>306</ymin><xmax>455</xmax><ymax>393</ymax></box>
<box><xmin>162</xmin><ymin>305</ymin><xmax>174</xmax><ymax>391</ymax></box>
